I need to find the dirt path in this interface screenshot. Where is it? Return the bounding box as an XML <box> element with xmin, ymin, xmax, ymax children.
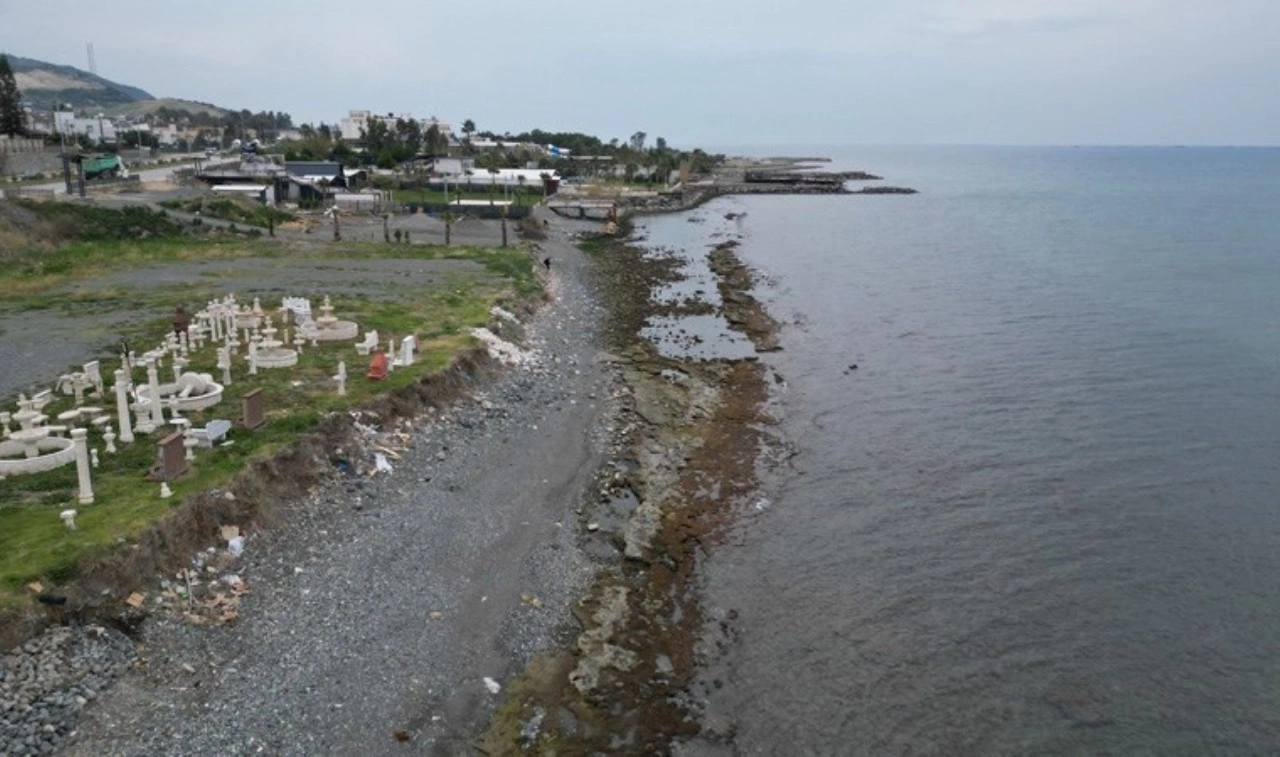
<box><xmin>64</xmin><ymin>227</ymin><xmax>616</xmax><ymax>753</ymax></box>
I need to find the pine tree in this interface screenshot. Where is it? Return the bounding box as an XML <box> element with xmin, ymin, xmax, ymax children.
<box><xmin>0</xmin><ymin>55</ymin><xmax>25</xmax><ymax>137</ymax></box>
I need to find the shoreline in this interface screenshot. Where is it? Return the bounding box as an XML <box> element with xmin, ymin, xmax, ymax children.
<box><xmin>476</xmin><ymin>206</ymin><xmax>785</xmax><ymax>751</ymax></box>
<box><xmin>2</xmin><ymin>191</ymin><xmax>786</xmax><ymax>752</ymax></box>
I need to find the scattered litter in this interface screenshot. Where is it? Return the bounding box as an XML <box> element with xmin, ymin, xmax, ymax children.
<box><xmin>26</xmin><ymin>582</ymin><xmax>43</xmax><ymax>594</ymax></box>
<box><xmin>429</xmin><ymin>611</ymin><xmax>444</xmax><ymax>620</ymax></box>
<box><xmin>220</xmin><ymin>524</ymin><xmax>240</xmax><ymax>542</ymax></box>
<box><xmin>374</xmin><ymin>446</ymin><xmax>401</xmax><ymax>461</ymax></box>
<box><xmin>374</xmin><ymin>453</ymin><xmax>394</xmax><ymax>474</ymax></box>
<box><xmin>490</xmin><ymin>306</ymin><xmax>520</xmax><ymax>324</ymax></box>
<box><xmin>520</xmin><ymin>593</ymin><xmax>544</xmax><ymax>609</ymax></box>
<box><xmin>393</xmin><ymin>731</ymin><xmax>411</xmax><ymax>743</ymax></box>
<box><xmin>483</xmin><ymin>677</ymin><xmax>502</xmax><ymax>694</ymax></box>
<box><xmin>470</xmin><ymin>327</ymin><xmax>537</xmax><ymax>366</ymax></box>
<box><xmin>227</xmin><ymin>536</ymin><xmax>245</xmax><ymax>557</ymax></box>
<box><xmin>125</xmin><ymin>592</ymin><xmax>146</xmax><ymax>608</ymax></box>
<box><xmin>587</xmin><ymin>522</ymin><xmax>600</xmax><ymax>532</ymax></box>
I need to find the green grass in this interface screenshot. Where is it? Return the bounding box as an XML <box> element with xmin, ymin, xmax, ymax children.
<box><xmin>157</xmin><ymin>197</ymin><xmax>295</xmax><ymax>228</ymax></box>
<box><xmin>0</xmin><ymin>241</ymin><xmax>538</xmax><ymax>609</ymax></box>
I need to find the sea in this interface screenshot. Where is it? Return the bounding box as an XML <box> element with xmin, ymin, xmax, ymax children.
<box><xmin>632</xmin><ymin>146</ymin><xmax>1280</xmax><ymax>754</ymax></box>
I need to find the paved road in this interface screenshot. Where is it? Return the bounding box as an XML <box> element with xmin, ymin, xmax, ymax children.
<box><xmin>21</xmin><ymin>154</ymin><xmax>238</xmax><ymax>195</ymax></box>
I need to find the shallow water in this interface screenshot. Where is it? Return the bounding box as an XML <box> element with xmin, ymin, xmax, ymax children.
<box><xmin>649</xmin><ymin>147</ymin><xmax>1280</xmax><ymax>754</ymax></box>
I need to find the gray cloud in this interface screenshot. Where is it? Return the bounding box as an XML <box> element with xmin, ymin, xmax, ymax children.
<box><xmin>0</xmin><ymin>0</ymin><xmax>1276</xmax><ymax>145</ymax></box>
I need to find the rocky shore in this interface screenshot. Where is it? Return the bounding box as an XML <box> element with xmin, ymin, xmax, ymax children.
<box><xmin>472</xmin><ymin>210</ymin><xmax>787</xmax><ymax>752</ymax></box>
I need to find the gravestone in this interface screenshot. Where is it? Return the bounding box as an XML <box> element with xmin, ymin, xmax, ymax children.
<box><xmin>367</xmin><ymin>352</ymin><xmax>389</xmax><ymax>381</ymax></box>
<box><xmin>157</xmin><ymin>431</ymin><xmax>188</xmax><ymax>481</ymax></box>
<box><xmin>242</xmin><ymin>388</ymin><xmax>266</xmax><ymax>429</ymax></box>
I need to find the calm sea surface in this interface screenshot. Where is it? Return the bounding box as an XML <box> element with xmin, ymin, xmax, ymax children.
<box><xmin>640</xmin><ymin>147</ymin><xmax>1280</xmax><ymax>754</ymax></box>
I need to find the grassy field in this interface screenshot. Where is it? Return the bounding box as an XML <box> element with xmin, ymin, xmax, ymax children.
<box><xmin>158</xmin><ymin>196</ymin><xmax>296</xmax><ymax>228</ymax></box>
<box><xmin>0</xmin><ymin>206</ymin><xmax>540</xmax><ymax>608</ymax></box>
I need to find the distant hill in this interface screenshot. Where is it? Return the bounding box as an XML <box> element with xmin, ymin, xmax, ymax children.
<box><xmin>102</xmin><ymin>98</ymin><xmax>231</xmax><ymax>119</ymax></box>
<box><xmin>4</xmin><ymin>53</ymin><xmax>152</xmax><ymax>110</ymax></box>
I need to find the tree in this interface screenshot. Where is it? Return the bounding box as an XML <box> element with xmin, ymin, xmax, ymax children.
<box><xmin>462</xmin><ymin>119</ymin><xmax>475</xmax><ymax>138</ymax></box>
<box><xmin>629</xmin><ymin>131</ymin><xmax>646</xmax><ymax>152</ymax></box>
<box><xmin>424</xmin><ymin>124</ymin><xmax>442</xmax><ymax>157</ymax></box>
<box><xmin>0</xmin><ymin>55</ymin><xmax>25</xmax><ymax>137</ymax></box>
<box><xmin>395</xmin><ymin>117</ymin><xmax>422</xmax><ymax>150</ymax></box>
<box><xmin>655</xmin><ymin>136</ymin><xmax>668</xmax><ymax>152</ymax></box>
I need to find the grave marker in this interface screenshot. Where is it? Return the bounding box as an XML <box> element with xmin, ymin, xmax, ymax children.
<box><xmin>242</xmin><ymin>388</ymin><xmax>266</xmax><ymax>429</ymax></box>
<box><xmin>157</xmin><ymin>431</ymin><xmax>188</xmax><ymax>481</ymax></box>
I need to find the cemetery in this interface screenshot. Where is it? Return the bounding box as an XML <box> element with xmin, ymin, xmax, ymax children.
<box><xmin>0</xmin><ymin>239</ymin><xmax>541</xmax><ymax>612</ymax></box>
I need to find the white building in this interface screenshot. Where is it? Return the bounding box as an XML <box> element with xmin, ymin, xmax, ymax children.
<box><xmin>54</xmin><ymin>111</ymin><xmax>118</xmax><ymax>143</ymax></box>
<box><xmin>337</xmin><ymin>110</ymin><xmax>453</xmax><ymax>142</ymax></box>
<box><xmin>435</xmin><ymin>167</ymin><xmax>560</xmax><ymax>188</ymax></box>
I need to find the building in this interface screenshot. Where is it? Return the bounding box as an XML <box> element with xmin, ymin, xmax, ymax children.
<box><xmin>53</xmin><ymin>111</ymin><xmax>117</xmax><ymax>143</ymax></box>
<box><xmin>428</xmin><ymin>157</ymin><xmax>475</xmax><ymax>177</ymax></box>
<box><xmin>429</xmin><ymin>167</ymin><xmax>560</xmax><ymax>193</ymax></box>
<box><xmin>211</xmin><ymin>183</ymin><xmax>277</xmax><ymax>206</ymax></box>
<box><xmin>277</xmin><ymin>162</ymin><xmax>368</xmax><ymax>204</ymax></box>
<box><xmin>153</xmin><ymin>123</ymin><xmax>213</xmax><ymax>147</ymax></box>
<box><xmin>337</xmin><ymin>110</ymin><xmax>453</xmax><ymax>142</ymax></box>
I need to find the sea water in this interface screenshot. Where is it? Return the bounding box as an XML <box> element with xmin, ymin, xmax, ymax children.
<box><xmin>645</xmin><ymin>147</ymin><xmax>1280</xmax><ymax>754</ymax></box>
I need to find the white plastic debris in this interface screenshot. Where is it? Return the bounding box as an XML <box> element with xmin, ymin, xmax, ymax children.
<box><xmin>374</xmin><ymin>453</ymin><xmax>393</xmax><ymax>474</ymax></box>
<box><xmin>490</xmin><ymin>306</ymin><xmax>520</xmax><ymax>324</ymax></box>
<box><xmin>470</xmin><ymin>328</ymin><xmax>537</xmax><ymax>367</ymax></box>
<box><xmin>227</xmin><ymin>536</ymin><xmax>244</xmax><ymax>557</ymax></box>
<box><xmin>483</xmin><ymin>677</ymin><xmax>502</xmax><ymax>694</ymax></box>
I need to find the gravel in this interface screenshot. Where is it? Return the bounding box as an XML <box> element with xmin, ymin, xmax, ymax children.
<box><xmin>26</xmin><ymin>217</ymin><xmax>628</xmax><ymax>754</ymax></box>
<box><xmin>0</xmin><ymin>625</ymin><xmax>135</xmax><ymax>756</ymax></box>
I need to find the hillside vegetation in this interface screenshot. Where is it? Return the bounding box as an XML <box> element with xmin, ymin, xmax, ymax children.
<box><xmin>6</xmin><ymin>53</ymin><xmax>152</xmax><ymax>108</ymax></box>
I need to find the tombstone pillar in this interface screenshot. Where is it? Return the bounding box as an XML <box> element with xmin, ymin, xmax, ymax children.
<box><xmin>72</xmin><ymin>428</ymin><xmax>94</xmax><ymax>504</ymax></box>
<box><xmin>114</xmin><ymin>368</ymin><xmax>134</xmax><ymax>443</ymax></box>
<box><xmin>146</xmin><ymin>359</ymin><xmax>165</xmax><ymax>429</ymax></box>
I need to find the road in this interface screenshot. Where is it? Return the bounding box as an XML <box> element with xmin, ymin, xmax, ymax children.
<box><xmin>20</xmin><ymin>153</ymin><xmax>239</xmax><ymax>195</ymax></box>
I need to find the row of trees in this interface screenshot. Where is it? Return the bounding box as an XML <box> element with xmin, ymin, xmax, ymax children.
<box><xmin>273</xmin><ymin>115</ymin><xmax>453</xmax><ymax>168</ymax></box>
<box><xmin>270</xmin><ymin>115</ymin><xmax>724</xmax><ymax>182</ymax></box>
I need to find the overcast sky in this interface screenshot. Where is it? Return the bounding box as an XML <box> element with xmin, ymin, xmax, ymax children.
<box><xmin>2</xmin><ymin>0</ymin><xmax>1277</xmax><ymax>147</ymax></box>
